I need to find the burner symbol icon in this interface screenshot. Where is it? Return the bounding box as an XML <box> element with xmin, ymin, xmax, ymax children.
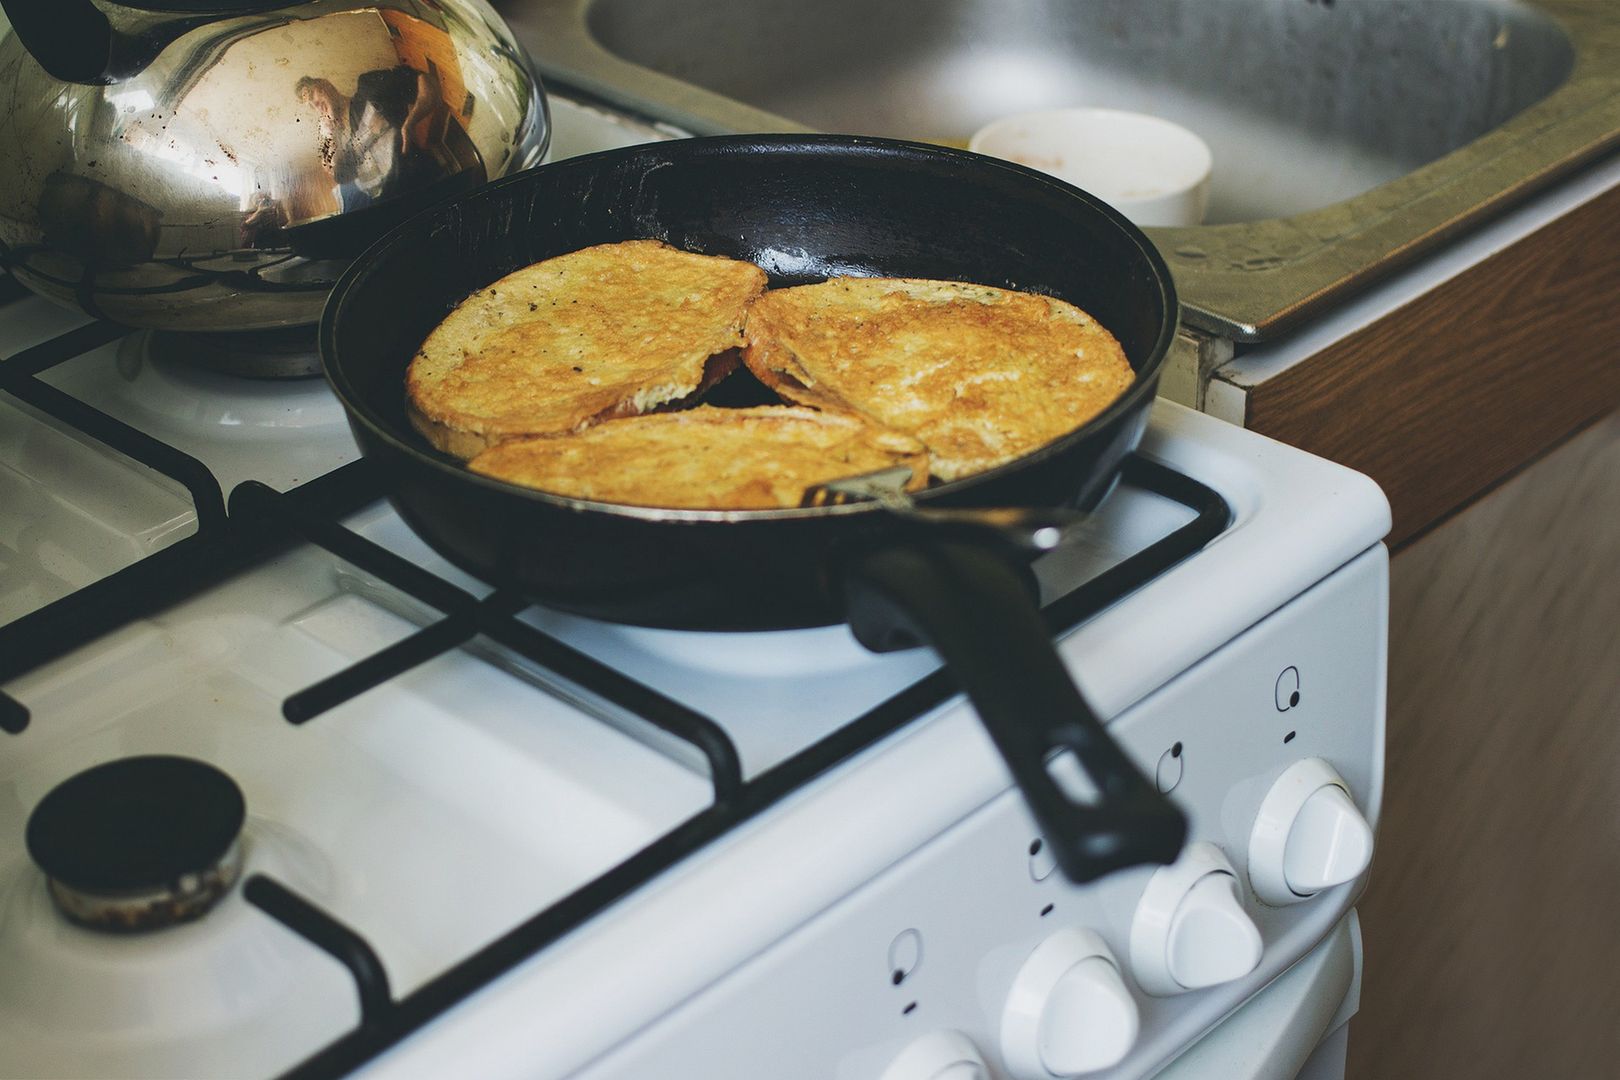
<box><xmin>1275</xmin><ymin>666</ymin><xmax>1302</xmax><ymax>712</ymax></box>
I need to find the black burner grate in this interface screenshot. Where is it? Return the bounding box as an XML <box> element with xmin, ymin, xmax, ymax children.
<box><xmin>0</xmin><ymin>321</ymin><xmax>227</xmax><ymax>532</ymax></box>
<box><xmin>0</xmin><ymin>294</ymin><xmax>1231</xmax><ymax>1078</ymax></box>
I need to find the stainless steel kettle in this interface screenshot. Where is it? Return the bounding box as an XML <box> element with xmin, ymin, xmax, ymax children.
<box><xmin>0</xmin><ymin>0</ymin><xmax>548</xmax><ymax>331</ymax></box>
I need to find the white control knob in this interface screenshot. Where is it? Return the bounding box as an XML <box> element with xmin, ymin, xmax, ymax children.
<box><xmin>1002</xmin><ymin>928</ymin><xmax>1139</xmax><ymax>1079</ymax></box>
<box><xmin>1284</xmin><ymin>783</ymin><xmax>1375</xmax><ymax>894</ymax></box>
<box><xmin>1130</xmin><ymin>842</ymin><xmax>1263</xmax><ymax>996</ymax></box>
<box><xmin>1165</xmin><ymin>872</ymin><xmax>1264</xmax><ymax>990</ymax></box>
<box><xmin>1249</xmin><ymin>758</ymin><xmax>1374</xmax><ymax>906</ymax></box>
<box><xmin>880</xmin><ymin>1030</ymin><xmax>990</xmax><ymax>1080</ymax></box>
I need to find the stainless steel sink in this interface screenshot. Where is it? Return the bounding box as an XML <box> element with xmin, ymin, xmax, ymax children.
<box><xmin>500</xmin><ymin>0</ymin><xmax>1620</xmax><ymax>339</ymax></box>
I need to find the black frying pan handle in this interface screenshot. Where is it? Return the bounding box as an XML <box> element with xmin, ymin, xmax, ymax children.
<box><xmin>843</xmin><ymin>538</ymin><xmax>1186</xmax><ymax>883</ymax></box>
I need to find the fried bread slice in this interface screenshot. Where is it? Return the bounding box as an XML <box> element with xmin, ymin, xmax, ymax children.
<box><xmin>742</xmin><ymin>277</ymin><xmax>1133</xmax><ymax>480</ymax></box>
<box><xmin>468</xmin><ymin>405</ymin><xmax>928</xmax><ymax>510</ymax></box>
<box><xmin>407</xmin><ymin>240</ymin><xmax>768</xmax><ymax>458</ymax></box>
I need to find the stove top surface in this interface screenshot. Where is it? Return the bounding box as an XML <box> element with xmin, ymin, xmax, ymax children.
<box><xmin>0</xmin><ymin>95</ymin><xmax>1390</xmax><ymax>1080</ymax></box>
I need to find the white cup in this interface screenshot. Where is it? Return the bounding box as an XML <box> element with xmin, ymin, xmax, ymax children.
<box><xmin>969</xmin><ymin>108</ymin><xmax>1213</xmax><ymax>228</ymax></box>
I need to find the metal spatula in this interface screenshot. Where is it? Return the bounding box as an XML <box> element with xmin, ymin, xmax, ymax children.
<box><xmin>802</xmin><ymin>466</ymin><xmax>1090</xmax><ymax>554</ymax></box>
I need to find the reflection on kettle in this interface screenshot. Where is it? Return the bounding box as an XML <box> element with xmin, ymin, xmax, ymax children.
<box><xmin>293</xmin><ymin>56</ymin><xmax>483</xmax><ymax>217</ymax></box>
<box><xmin>0</xmin><ymin>0</ymin><xmax>548</xmax><ymax>331</ymax></box>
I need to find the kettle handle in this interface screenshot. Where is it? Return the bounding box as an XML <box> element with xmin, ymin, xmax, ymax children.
<box><xmin>0</xmin><ymin>0</ymin><xmax>230</xmax><ymax>84</ymax></box>
<box><xmin>0</xmin><ymin>0</ymin><xmax>116</xmax><ymax>83</ymax></box>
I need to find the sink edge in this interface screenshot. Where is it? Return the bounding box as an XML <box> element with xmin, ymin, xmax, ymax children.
<box><xmin>505</xmin><ymin>0</ymin><xmax>1620</xmax><ymax>342</ymax></box>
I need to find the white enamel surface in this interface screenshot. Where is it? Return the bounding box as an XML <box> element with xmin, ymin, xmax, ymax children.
<box><xmin>1283</xmin><ymin>785</ymin><xmax>1376</xmax><ymax>896</ymax></box>
<box><xmin>880</xmin><ymin>1030</ymin><xmax>990</xmax><ymax>1080</ymax></box>
<box><xmin>41</xmin><ymin>334</ymin><xmax>358</xmax><ymax>495</ymax></box>
<box><xmin>0</xmin><ymin>303</ymin><xmax>187</xmax><ymax>624</ymax></box>
<box><xmin>0</xmin><ymin>821</ymin><xmax>356</xmax><ymax>1079</ymax></box>
<box><xmin>970</xmin><ymin>108</ymin><xmax>1213</xmax><ymax>227</ymax></box>
<box><xmin>1249</xmin><ymin>759</ymin><xmax>1374</xmax><ymax>907</ymax></box>
<box><xmin>0</xmin><ymin>387</ymin><xmax>196</xmax><ymax>622</ymax></box>
<box><xmin>0</xmin><ymin>299</ymin><xmax>359</xmax><ymax>626</ymax></box>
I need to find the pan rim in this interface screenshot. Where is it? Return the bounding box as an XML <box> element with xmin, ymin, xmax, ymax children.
<box><xmin>319</xmin><ymin>133</ymin><xmax>1177</xmax><ymax>525</ymax></box>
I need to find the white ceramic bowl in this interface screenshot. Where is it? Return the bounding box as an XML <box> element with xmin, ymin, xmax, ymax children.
<box><xmin>969</xmin><ymin>108</ymin><xmax>1213</xmax><ymax>228</ymax></box>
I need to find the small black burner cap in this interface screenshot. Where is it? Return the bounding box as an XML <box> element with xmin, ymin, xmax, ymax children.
<box><xmin>25</xmin><ymin>756</ymin><xmax>246</xmax><ymax>894</ymax></box>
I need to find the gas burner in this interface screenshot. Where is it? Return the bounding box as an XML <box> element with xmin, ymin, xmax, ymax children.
<box><xmin>25</xmin><ymin>756</ymin><xmax>246</xmax><ymax>932</ymax></box>
<box><xmin>139</xmin><ymin>326</ymin><xmax>322</xmax><ymax>379</ymax></box>
<box><xmin>113</xmin><ymin>331</ymin><xmax>343</xmax><ymax>433</ymax></box>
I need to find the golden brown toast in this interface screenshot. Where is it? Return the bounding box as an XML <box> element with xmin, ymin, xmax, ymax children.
<box><xmin>467</xmin><ymin>405</ymin><xmax>928</xmax><ymax>510</ymax></box>
<box><xmin>742</xmin><ymin>277</ymin><xmax>1133</xmax><ymax>480</ymax></box>
<box><xmin>406</xmin><ymin>240</ymin><xmax>768</xmax><ymax>458</ymax></box>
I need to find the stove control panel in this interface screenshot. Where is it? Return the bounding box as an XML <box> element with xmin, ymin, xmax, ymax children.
<box><xmin>1000</xmin><ymin>928</ymin><xmax>1138</xmax><ymax>1078</ymax></box>
<box><xmin>1129</xmin><ymin>842</ymin><xmax>1263</xmax><ymax>996</ymax></box>
<box><xmin>572</xmin><ymin>548</ymin><xmax>1384</xmax><ymax>1080</ymax></box>
<box><xmin>1248</xmin><ymin>758</ymin><xmax>1375</xmax><ymax>906</ymax></box>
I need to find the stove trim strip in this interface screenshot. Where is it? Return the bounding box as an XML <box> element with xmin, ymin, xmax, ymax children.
<box><xmin>272</xmin><ymin>460</ymin><xmax>1231</xmax><ymax>1080</ymax></box>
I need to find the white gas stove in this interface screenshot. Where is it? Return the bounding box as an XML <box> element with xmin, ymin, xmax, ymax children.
<box><xmin>0</xmin><ymin>98</ymin><xmax>1389</xmax><ymax>1080</ymax></box>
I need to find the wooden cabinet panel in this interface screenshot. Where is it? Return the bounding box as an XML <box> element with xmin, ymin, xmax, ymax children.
<box><xmin>1244</xmin><ymin>183</ymin><xmax>1620</xmax><ymax>549</ymax></box>
<box><xmin>1347</xmin><ymin>411</ymin><xmax>1620</xmax><ymax>1080</ymax></box>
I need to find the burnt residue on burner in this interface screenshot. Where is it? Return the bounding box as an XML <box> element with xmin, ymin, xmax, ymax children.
<box><xmin>45</xmin><ymin>842</ymin><xmax>245</xmax><ymax>932</ymax></box>
<box><xmin>25</xmin><ymin>755</ymin><xmax>247</xmax><ymax>933</ymax></box>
